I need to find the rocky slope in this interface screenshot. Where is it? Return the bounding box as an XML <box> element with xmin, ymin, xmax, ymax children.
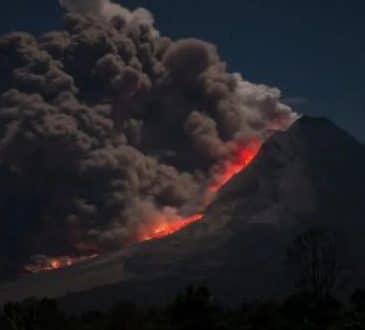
<box><xmin>1</xmin><ymin>116</ymin><xmax>365</xmax><ymax>310</ymax></box>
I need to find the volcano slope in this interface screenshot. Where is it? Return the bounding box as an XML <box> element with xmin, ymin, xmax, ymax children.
<box><xmin>1</xmin><ymin>116</ymin><xmax>365</xmax><ymax>309</ymax></box>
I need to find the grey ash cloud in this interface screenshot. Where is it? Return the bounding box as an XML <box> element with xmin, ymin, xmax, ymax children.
<box><xmin>0</xmin><ymin>0</ymin><xmax>297</xmax><ymax>279</ymax></box>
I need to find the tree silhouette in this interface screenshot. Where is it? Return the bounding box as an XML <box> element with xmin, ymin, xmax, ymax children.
<box><xmin>2</xmin><ymin>298</ymin><xmax>65</xmax><ymax>330</ymax></box>
<box><xmin>286</xmin><ymin>227</ymin><xmax>344</xmax><ymax>299</ymax></box>
<box><xmin>169</xmin><ymin>285</ymin><xmax>219</xmax><ymax>330</ymax></box>
<box><xmin>351</xmin><ymin>289</ymin><xmax>365</xmax><ymax>312</ymax></box>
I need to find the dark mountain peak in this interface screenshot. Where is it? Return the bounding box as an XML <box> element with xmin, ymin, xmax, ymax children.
<box><xmin>266</xmin><ymin>115</ymin><xmax>364</xmax><ymax>157</ymax></box>
<box><xmin>209</xmin><ymin>116</ymin><xmax>365</xmax><ymax>229</ymax></box>
<box><xmin>291</xmin><ymin>115</ymin><xmax>337</xmax><ymax>130</ymax></box>
<box><xmin>264</xmin><ymin>116</ymin><xmax>365</xmax><ymax>182</ymax></box>
<box><xmin>1</xmin><ymin>116</ymin><xmax>365</xmax><ymax>310</ymax></box>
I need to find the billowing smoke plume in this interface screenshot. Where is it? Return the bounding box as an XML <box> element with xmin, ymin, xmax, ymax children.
<box><xmin>0</xmin><ymin>0</ymin><xmax>297</xmax><ymax>279</ymax></box>
<box><xmin>59</xmin><ymin>0</ymin><xmax>155</xmax><ymax>28</ymax></box>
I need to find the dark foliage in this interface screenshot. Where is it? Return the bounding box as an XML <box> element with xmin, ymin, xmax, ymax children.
<box><xmin>286</xmin><ymin>227</ymin><xmax>346</xmax><ymax>299</ymax></box>
<box><xmin>2</xmin><ymin>286</ymin><xmax>365</xmax><ymax>330</ymax></box>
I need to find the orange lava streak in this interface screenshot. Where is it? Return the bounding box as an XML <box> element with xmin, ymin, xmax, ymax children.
<box><xmin>209</xmin><ymin>140</ymin><xmax>261</xmax><ymax>194</ymax></box>
<box><xmin>25</xmin><ymin>141</ymin><xmax>261</xmax><ymax>274</ymax></box>
<box><xmin>25</xmin><ymin>254</ymin><xmax>99</xmax><ymax>274</ymax></box>
<box><xmin>139</xmin><ymin>214</ymin><xmax>204</xmax><ymax>241</ymax></box>
<box><xmin>139</xmin><ymin>140</ymin><xmax>261</xmax><ymax>242</ymax></box>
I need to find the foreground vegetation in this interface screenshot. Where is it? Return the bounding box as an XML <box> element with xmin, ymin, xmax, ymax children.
<box><xmin>1</xmin><ymin>227</ymin><xmax>359</xmax><ymax>329</ymax></box>
<box><xmin>2</xmin><ymin>286</ymin><xmax>365</xmax><ymax>330</ymax></box>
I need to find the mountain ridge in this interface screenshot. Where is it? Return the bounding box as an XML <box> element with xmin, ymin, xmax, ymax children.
<box><xmin>1</xmin><ymin>116</ymin><xmax>365</xmax><ymax>310</ymax></box>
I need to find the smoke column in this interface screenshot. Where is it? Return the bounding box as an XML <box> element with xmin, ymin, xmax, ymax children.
<box><xmin>0</xmin><ymin>0</ymin><xmax>298</xmax><ymax>277</ymax></box>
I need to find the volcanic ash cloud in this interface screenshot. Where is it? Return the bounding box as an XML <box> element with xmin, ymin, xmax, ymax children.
<box><xmin>0</xmin><ymin>0</ymin><xmax>298</xmax><ymax>277</ymax></box>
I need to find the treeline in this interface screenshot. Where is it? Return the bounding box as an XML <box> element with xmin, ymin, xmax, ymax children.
<box><xmin>0</xmin><ymin>227</ymin><xmax>358</xmax><ymax>329</ymax></box>
<box><xmin>1</xmin><ymin>286</ymin><xmax>365</xmax><ymax>330</ymax></box>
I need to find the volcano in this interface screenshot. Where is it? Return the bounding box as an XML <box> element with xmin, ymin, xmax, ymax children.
<box><xmin>1</xmin><ymin>116</ymin><xmax>365</xmax><ymax>309</ymax></box>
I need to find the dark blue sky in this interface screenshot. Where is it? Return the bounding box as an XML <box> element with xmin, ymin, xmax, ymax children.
<box><xmin>1</xmin><ymin>0</ymin><xmax>364</xmax><ymax>141</ymax></box>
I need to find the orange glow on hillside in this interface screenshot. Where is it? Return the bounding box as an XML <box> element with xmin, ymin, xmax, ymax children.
<box><xmin>25</xmin><ymin>254</ymin><xmax>98</xmax><ymax>274</ymax></box>
<box><xmin>138</xmin><ymin>214</ymin><xmax>204</xmax><ymax>241</ymax></box>
<box><xmin>139</xmin><ymin>141</ymin><xmax>261</xmax><ymax>242</ymax></box>
<box><xmin>209</xmin><ymin>140</ymin><xmax>261</xmax><ymax>194</ymax></box>
<box><xmin>25</xmin><ymin>141</ymin><xmax>261</xmax><ymax>274</ymax></box>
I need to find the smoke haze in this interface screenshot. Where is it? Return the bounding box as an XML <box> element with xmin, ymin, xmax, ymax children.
<box><xmin>0</xmin><ymin>0</ymin><xmax>297</xmax><ymax>279</ymax></box>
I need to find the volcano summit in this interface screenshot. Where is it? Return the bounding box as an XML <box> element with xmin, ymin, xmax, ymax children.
<box><xmin>1</xmin><ymin>116</ymin><xmax>365</xmax><ymax>310</ymax></box>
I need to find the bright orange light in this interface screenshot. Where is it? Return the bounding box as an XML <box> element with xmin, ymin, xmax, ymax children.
<box><xmin>138</xmin><ymin>140</ymin><xmax>261</xmax><ymax>242</ymax></box>
<box><xmin>50</xmin><ymin>260</ymin><xmax>61</xmax><ymax>269</ymax></box>
<box><xmin>139</xmin><ymin>214</ymin><xmax>204</xmax><ymax>241</ymax></box>
<box><xmin>25</xmin><ymin>254</ymin><xmax>99</xmax><ymax>274</ymax></box>
<box><xmin>208</xmin><ymin>140</ymin><xmax>261</xmax><ymax>194</ymax></box>
<box><xmin>25</xmin><ymin>140</ymin><xmax>261</xmax><ymax>274</ymax></box>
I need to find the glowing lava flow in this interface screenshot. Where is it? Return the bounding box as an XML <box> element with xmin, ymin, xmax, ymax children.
<box><xmin>208</xmin><ymin>140</ymin><xmax>261</xmax><ymax>194</ymax></box>
<box><xmin>139</xmin><ymin>140</ymin><xmax>262</xmax><ymax>242</ymax></box>
<box><xmin>139</xmin><ymin>214</ymin><xmax>204</xmax><ymax>241</ymax></box>
<box><xmin>25</xmin><ymin>141</ymin><xmax>261</xmax><ymax>274</ymax></box>
<box><xmin>25</xmin><ymin>254</ymin><xmax>98</xmax><ymax>274</ymax></box>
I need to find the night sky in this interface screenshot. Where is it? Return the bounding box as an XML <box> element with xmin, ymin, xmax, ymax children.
<box><xmin>1</xmin><ymin>0</ymin><xmax>364</xmax><ymax>141</ymax></box>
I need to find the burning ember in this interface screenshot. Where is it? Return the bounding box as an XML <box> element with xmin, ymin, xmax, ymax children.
<box><xmin>25</xmin><ymin>254</ymin><xmax>98</xmax><ymax>274</ymax></box>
